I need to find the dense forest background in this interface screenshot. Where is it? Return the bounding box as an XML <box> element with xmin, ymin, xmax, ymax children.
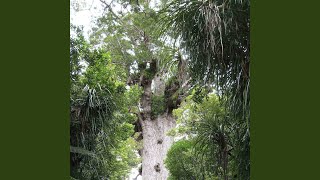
<box><xmin>70</xmin><ymin>0</ymin><xmax>249</xmax><ymax>179</ymax></box>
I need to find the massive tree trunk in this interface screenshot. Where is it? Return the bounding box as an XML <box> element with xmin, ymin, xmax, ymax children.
<box><xmin>141</xmin><ymin>113</ymin><xmax>175</xmax><ymax>179</ymax></box>
<box><xmin>137</xmin><ymin>72</ymin><xmax>176</xmax><ymax>179</ymax></box>
<box><xmin>132</xmin><ymin>52</ymin><xmax>189</xmax><ymax>179</ymax></box>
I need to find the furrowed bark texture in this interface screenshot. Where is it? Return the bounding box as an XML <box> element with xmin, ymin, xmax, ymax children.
<box><xmin>133</xmin><ymin>49</ymin><xmax>189</xmax><ymax>179</ymax></box>
<box><xmin>141</xmin><ymin>113</ymin><xmax>175</xmax><ymax>179</ymax></box>
<box><xmin>139</xmin><ymin>75</ymin><xmax>176</xmax><ymax>179</ymax></box>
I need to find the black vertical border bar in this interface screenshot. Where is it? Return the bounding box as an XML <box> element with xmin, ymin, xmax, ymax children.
<box><xmin>251</xmin><ymin>0</ymin><xmax>320</xmax><ymax>179</ymax></box>
<box><xmin>0</xmin><ymin>0</ymin><xmax>70</xmax><ymax>179</ymax></box>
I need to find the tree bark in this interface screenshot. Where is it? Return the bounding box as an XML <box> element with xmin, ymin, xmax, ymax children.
<box><xmin>141</xmin><ymin>113</ymin><xmax>175</xmax><ymax>179</ymax></box>
<box><xmin>138</xmin><ymin>73</ymin><xmax>176</xmax><ymax>179</ymax></box>
<box><xmin>133</xmin><ymin>48</ymin><xmax>189</xmax><ymax>179</ymax></box>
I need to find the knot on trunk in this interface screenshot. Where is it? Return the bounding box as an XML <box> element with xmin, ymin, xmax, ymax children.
<box><xmin>154</xmin><ymin>163</ymin><xmax>161</xmax><ymax>172</ymax></box>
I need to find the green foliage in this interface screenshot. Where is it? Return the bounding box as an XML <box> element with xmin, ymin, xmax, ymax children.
<box><xmin>171</xmin><ymin>92</ymin><xmax>224</xmax><ymax>137</ymax></box>
<box><xmin>70</xmin><ymin>27</ymin><xmax>139</xmax><ymax>179</ymax></box>
<box><xmin>191</xmin><ymin>87</ymin><xmax>210</xmax><ymax>104</ymax></box>
<box><xmin>151</xmin><ymin>94</ymin><xmax>166</xmax><ymax>119</ymax></box>
<box><xmin>164</xmin><ymin>75</ymin><xmax>181</xmax><ymax>111</ymax></box>
<box><xmin>79</xmin><ymin>2</ymin><xmax>179</xmax><ymax>177</ymax></box>
<box><xmin>165</xmin><ymin>75</ymin><xmax>178</xmax><ymax>87</ymax></box>
<box><xmin>72</xmin><ymin>0</ymin><xmax>250</xmax><ymax>179</ymax></box>
<box><xmin>169</xmin><ymin>92</ymin><xmax>239</xmax><ymax>179</ymax></box>
<box><xmin>165</xmin><ymin>139</ymin><xmax>218</xmax><ymax>180</ymax></box>
<box><xmin>160</xmin><ymin>0</ymin><xmax>250</xmax><ymax>179</ymax></box>
<box><xmin>70</xmin><ymin>25</ymin><xmax>87</xmax><ymax>83</ymax></box>
<box><xmin>125</xmin><ymin>84</ymin><xmax>143</xmax><ymax>109</ymax></box>
<box><xmin>165</xmin><ymin>139</ymin><xmax>196</xmax><ymax>179</ymax></box>
<box><xmin>90</xmin><ymin>0</ymin><xmax>176</xmax><ymax>79</ymax></box>
<box><xmin>142</xmin><ymin>67</ymin><xmax>155</xmax><ymax>80</ymax></box>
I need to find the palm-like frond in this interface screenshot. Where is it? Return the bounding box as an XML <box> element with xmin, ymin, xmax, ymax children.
<box><xmin>71</xmin><ymin>86</ymin><xmax>115</xmax><ymax>147</ymax></box>
<box><xmin>70</xmin><ymin>85</ymin><xmax>116</xmax><ymax>179</ymax></box>
<box><xmin>159</xmin><ymin>0</ymin><xmax>250</xmax><ymax>179</ymax></box>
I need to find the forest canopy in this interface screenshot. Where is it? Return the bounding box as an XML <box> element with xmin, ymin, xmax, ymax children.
<box><xmin>70</xmin><ymin>0</ymin><xmax>250</xmax><ymax>179</ymax></box>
